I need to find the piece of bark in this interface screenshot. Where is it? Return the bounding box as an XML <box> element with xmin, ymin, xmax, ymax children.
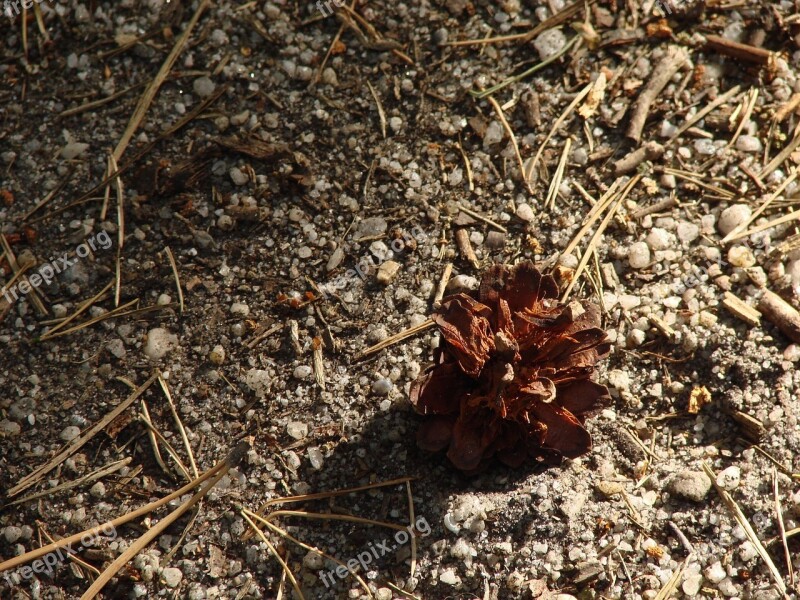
<box><xmin>626</xmin><ymin>46</ymin><xmax>689</xmax><ymax>144</ymax></box>
<box><xmin>758</xmin><ymin>290</ymin><xmax>800</xmax><ymax>343</ymax></box>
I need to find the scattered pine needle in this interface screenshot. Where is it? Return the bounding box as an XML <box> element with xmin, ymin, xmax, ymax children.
<box><xmin>773</xmin><ymin>469</ymin><xmax>795</xmax><ymax>587</ymax></box>
<box><xmin>526</xmin><ymin>79</ymin><xmax>593</xmax><ymax>185</ymax></box>
<box><xmin>6</xmin><ymin>373</ymin><xmax>159</xmax><ymax>498</ymax></box>
<box><xmin>457</xmin><ymin>204</ymin><xmax>507</xmax><ymax>233</ymax></box>
<box><xmin>561</xmin><ymin>175</ymin><xmax>640</xmax><ymax>301</ymax></box>
<box><xmin>470</xmin><ymin>36</ymin><xmax>580</xmax><ymax>99</ymax></box>
<box><xmin>38</xmin><ymin>297</ymin><xmax>139</xmax><ymax>340</ymax></box>
<box><xmin>241</xmin><ymin>511</ymin><xmax>307</xmax><ymax>600</ymax></box>
<box><xmin>0</xmin><ymin>441</ymin><xmax>249</xmax><ymax>580</ymax></box>
<box><xmin>112</xmin><ymin>0</ymin><xmax>212</xmax><ymax>162</ymax></box>
<box><xmin>3</xmin><ymin>458</ymin><xmax>131</xmax><ymax>508</ymax></box>
<box><xmin>164</xmin><ymin>246</ymin><xmax>184</xmax><ymax>314</ymax></box>
<box><xmin>654</xmin><ymin>553</ymin><xmax>694</xmax><ymax>600</ymax></box>
<box><xmin>78</xmin><ymin>441</ymin><xmax>249</xmax><ymax>600</ymax></box>
<box><xmin>702</xmin><ymin>462</ymin><xmax>787</xmax><ymax>595</ymax></box>
<box><xmin>240</xmin><ymin>477</ymin><xmax>419</xmax><ymax>598</ymax></box>
<box><xmin>666</xmin><ymin>85</ymin><xmax>742</xmax><ymax>146</ymax></box>
<box><xmin>354</xmin><ymin>319</ymin><xmax>434</xmax><ymax>360</ymax></box>
<box><xmin>366</xmin><ymin>80</ymin><xmax>387</xmax><ymax>139</ymax></box>
<box><xmin>37</xmin><ymin>279</ymin><xmax>114</xmax><ymax>340</ymax></box>
<box><xmin>721</xmin><ymin>167</ymin><xmax>797</xmax><ymax>243</ymax></box>
<box><xmin>545</xmin><ymin>138</ymin><xmax>572</xmax><ymax>209</ymax></box>
<box><xmin>139</xmin><ymin>398</ymin><xmax>172</xmax><ymax>477</ymax></box>
<box><xmin>160</xmin><ymin>374</ymin><xmax>199</xmax><ymax>478</ymax></box>
<box><xmin>487</xmin><ymin>94</ymin><xmax>532</xmax><ymax>193</ymax></box>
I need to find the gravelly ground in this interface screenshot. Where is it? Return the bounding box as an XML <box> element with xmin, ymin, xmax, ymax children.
<box><xmin>1</xmin><ymin>1</ymin><xmax>800</xmax><ymax>599</ymax></box>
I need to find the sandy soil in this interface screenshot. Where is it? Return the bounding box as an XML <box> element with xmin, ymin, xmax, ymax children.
<box><xmin>1</xmin><ymin>1</ymin><xmax>800</xmax><ymax>599</ymax></box>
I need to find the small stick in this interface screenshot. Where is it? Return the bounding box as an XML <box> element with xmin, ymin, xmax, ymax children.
<box><xmin>312</xmin><ymin>336</ymin><xmax>325</xmax><ymax>390</ymax></box>
<box><xmin>288</xmin><ymin>320</ymin><xmax>303</xmax><ymax>355</ymax></box>
<box><xmin>722</xmin><ymin>292</ymin><xmax>762</xmax><ymax>326</ymax></box>
<box><xmin>668</xmin><ymin>521</ymin><xmax>696</xmax><ymax>555</ymax></box>
<box><xmin>630</xmin><ymin>196</ymin><xmax>677</xmax><ymax>219</ymax></box>
<box><xmin>246</xmin><ymin>323</ymin><xmax>282</xmax><ymax>350</ymax></box>
<box><xmin>454</xmin><ymin>228</ymin><xmax>479</xmax><ymax>269</ymax></box>
<box><xmin>774</xmin><ymin>92</ymin><xmax>800</xmax><ymax>123</ymax></box>
<box><xmin>614</xmin><ymin>141</ymin><xmax>664</xmax><ymax>176</ymax></box>
<box><xmin>705</xmin><ymin>34</ymin><xmax>775</xmax><ymax>68</ymax></box>
<box><xmin>739</xmin><ymin>161</ymin><xmax>765</xmax><ymax>191</ymax></box>
<box><xmin>758</xmin><ymin>289</ymin><xmax>800</xmax><ymax>343</ymax></box>
<box><xmin>627</xmin><ymin>46</ymin><xmax>689</xmax><ymax>144</ymax></box>
<box><xmin>432</xmin><ymin>263</ymin><xmax>453</xmax><ymax>309</ymax></box>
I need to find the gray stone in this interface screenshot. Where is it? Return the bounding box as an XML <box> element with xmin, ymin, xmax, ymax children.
<box><xmin>669</xmin><ymin>470</ymin><xmax>712</xmax><ymax>502</ymax></box>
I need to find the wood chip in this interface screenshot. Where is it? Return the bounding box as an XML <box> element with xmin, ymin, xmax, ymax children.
<box><xmin>687</xmin><ymin>386</ymin><xmax>711</xmax><ymax>415</ymax></box>
<box><xmin>454</xmin><ymin>228</ymin><xmax>479</xmax><ymax>269</ymax></box>
<box><xmin>722</xmin><ymin>292</ymin><xmax>762</xmax><ymax>326</ymax></box>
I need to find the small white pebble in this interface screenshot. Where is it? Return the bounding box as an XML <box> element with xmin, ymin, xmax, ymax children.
<box><xmin>230</xmin><ymin>302</ymin><xmax>250</xmax><ymax>317</ymax></box>
<box><xmin>716</xmin><ymin>465</ymin><xmax>741</xmax><ymax>491</ymax></box>
<box><xmin>286</xmin><ymin>421</ymin><xmax>308</xmax><ymax>440</ymax></box>
<box><xmin>372</xmin><ymin>378</ymin><xmax>393</xmax><ymax>395</ymax></box>
<box><xmin>515</xmin><ymin>203</ymin><xmax>535</xmax><ymax>222</ymax></box>
<box><xmin>718</xmin><ymin>204</ymin><xmax>751</xmax><ymax>235</ymax></box>
<box><xmin>61</xmin><ymin>426</ymin><xmax>81</xmax><ymax>442</ymax></box>
<box><xmin>209</xmin><ymin>345</ymin><xmax>225</xmax><ymax>365</ymax></box>
<box><xmin>230</xmin><ymin>167</ymin><xmax>248</xmax><ymax>186</ymax></box>
<box><xmin>705</xmin><ymin>561</ymin><xmax>726</xmax><ymax>583</ymax></box>
<box><xmin>293</xmin><ymin>365</ymin><xmax>312</xmax><ymax>380</ymax></box>
<box><xmin>628</xmin><ymin>242</ymin><xmax>651</xmax><ymax>269</ymax></box>
<box><xmin>735</xmin><ymin>135</ymin><xmax>762</xmax><ymax>153</ymax></box>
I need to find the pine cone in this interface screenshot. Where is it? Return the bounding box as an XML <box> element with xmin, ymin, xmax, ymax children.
<box><xmin>411</xmin><ymin>261</ymin><xmax>611</xmax><ymax>472</ymax></box>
